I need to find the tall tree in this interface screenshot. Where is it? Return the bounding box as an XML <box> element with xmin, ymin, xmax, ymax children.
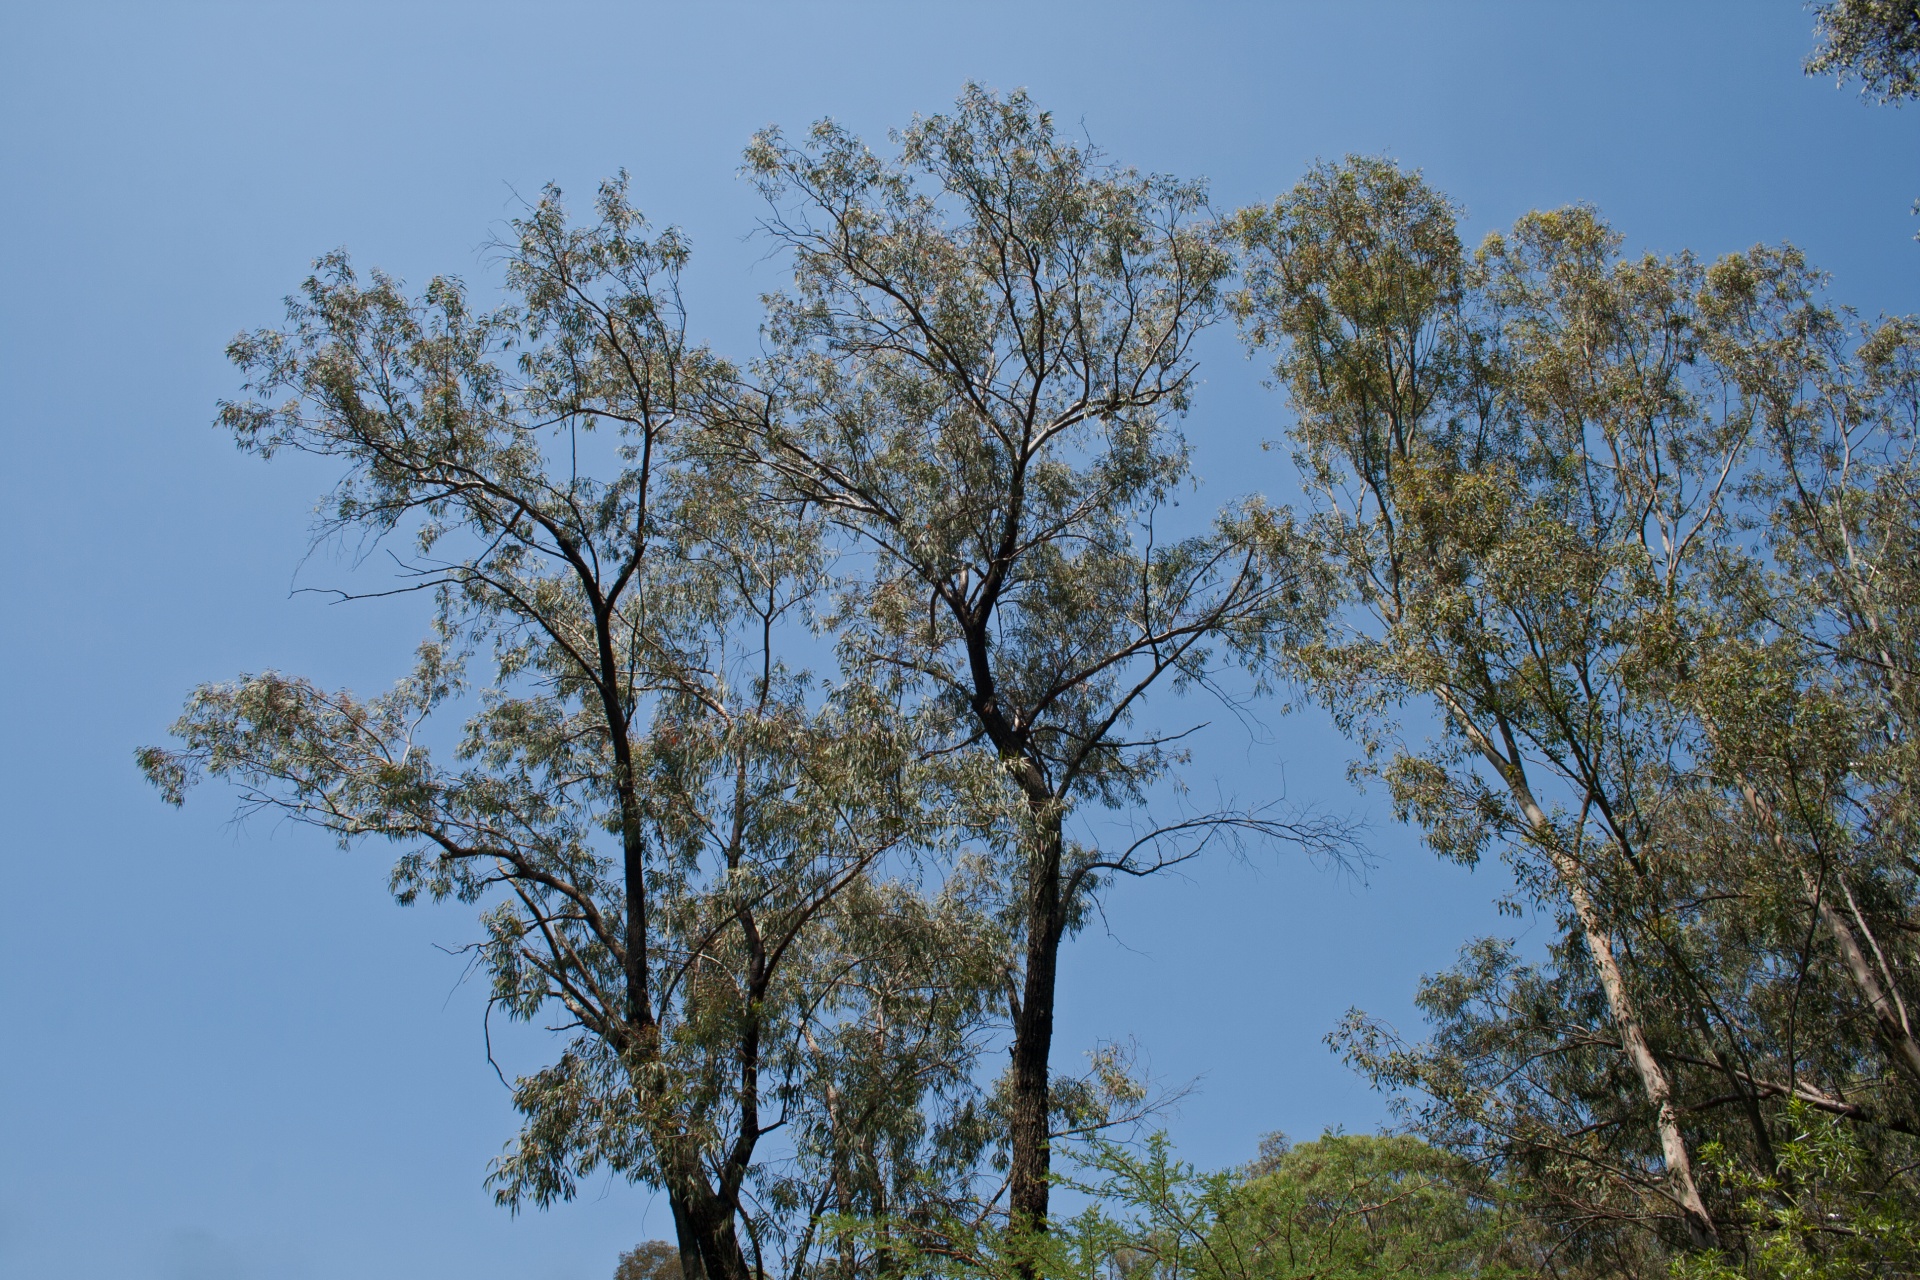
<box><xmin>732</xmin><ymin>87</ymin><xmax>1338</xmax><ymax>1251</ymax></box>
<box><xmin>1232</xmin><ymin>159</ymin><xmax>1732</xmax><ymax>1251</ymax></box>
<box><xmin>1235</xmin><ymin>157</ymin><xmax>1920</xmax><ymax>1268</ymax></box>
<box><xmin>138</xmin><ymin>179</ymin><xmax>998</xmax><ymax>1280</ymax></box>
<box><xmin>1681</xmin><ymin>284</ymin><xmax>1920</xmax><ymax>1114</ymax></box>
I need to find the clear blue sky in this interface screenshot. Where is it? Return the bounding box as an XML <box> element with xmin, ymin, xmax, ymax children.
<box><xmin>3</xmin><ymin>3</ymin><xmax>1915</xmax><ymax>1278</ymax></box>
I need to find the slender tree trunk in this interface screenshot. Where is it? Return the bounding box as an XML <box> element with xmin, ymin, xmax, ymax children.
<box><xmin>1007</xmin><ymin>811</ymin><xmax>1064</xmax><ymax>1255</ymax></box>
<box><xmin>1804</xmin><ymin>867</ymin><xmax>1920</xmax><ymax>1090</ymax></box>
<box><xmin>1736</xmin><ymin>778</ymin><xmax>1920</xmax><ymax>1099</ymax></box>
<box><xmin>1820</xmin><ymin>883</ymin><xmax>1920</xmax><ymax>1094</ymax></box>
<box><xmin>1550</xmin><ymin>858</ymin><xmax>1720</xmax><ymax>1251</ymax></box>
<box><xmin>1446</xmin><ymin>696</ymin><xmax>1719</xmax><ymax>1249</ymax></box>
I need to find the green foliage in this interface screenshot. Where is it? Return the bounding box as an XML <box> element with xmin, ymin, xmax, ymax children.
<box><xmin>1086</xmin><ymin>1132</ymin><xmax>1529</xmax><ymax>1280</ymax></box>
<box><xmin>1673</xmin><ymin>1105</ymin><xmax>1920</xmax><ymax>1280</ymax></box>
<box><xmin>1806</xmin><ymin>0</ymin><xmax>1920</xmax><ymax>238</ymax></box>
<box><xmin>739</xmin><ymin>84</ymin><xmax>1346</xmax><ymax>1235</ymax></box>
<box><xmin>140</xmin><ymin>171</ymin><xmax>1001</xmax><ymax>1280</ymax></box>
<box><xmin>617</xmin><ymin>1240</ymin><xmax>685</xmax><ymax>1280</ymax></box>
<box><xmin>1238</xmin><ymin>154</ymin><xmax>1920</xmax><ymax>1267</ymax></box>
<box><xmin>1808</xmin><ymin>0</ymin><xmax>1920</xmax><ymax>103</ymax></box>
<box><xmin>835</xmin><ymin>1132</ymin><xmax>1528</xmax><ymax>1280</ymax></box>
<box><xmin>145</xmin><ymin>79</ymin><xmax>1920</xmax><ymax>1280</ymax></box>
<box><xmin>142</xmin><ymin>88</ymin><xmax>1342</xmax><ymax>1280</ymax></box>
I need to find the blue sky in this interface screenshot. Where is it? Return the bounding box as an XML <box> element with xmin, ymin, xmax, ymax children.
<box><xmin>2</xmin><ymin>3</ymin><xmax>1916</xmax><ymax>1278</ymax></box>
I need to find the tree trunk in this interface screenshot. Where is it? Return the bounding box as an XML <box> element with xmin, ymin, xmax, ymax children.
<box><xmin>1736</xmin><ymin>776</ymin><xmax>1920</xmax><ymax>1103</ymax></box>
<box><xmin>666</xmin><ymin>1170</ymin><xmax>753</xmax><ymax>1280</ymax></box>
<box><xmin>1551</xmin><ymin>860</ymin><xmax>1721</xmax><ymax>1251</ymax></box>
<box><xmin>669</xmin><ymin>1188</ymin><xmax>705</xmax><ymax>1280</ymax></box>
<box><xmin>1006</xmin><ymin>813</ymin><xmax>1064</xmax><ymax>1256</ymax></box>
<box><xmin>1817</xmin><ymin>886</ymin><xmax>1920</xmax><ymax>1097</ymax></box>
<box><xmin>1447</xmin><ymin>697</ymin><xmax>1719</xmax><ymax>1249</ymax></box>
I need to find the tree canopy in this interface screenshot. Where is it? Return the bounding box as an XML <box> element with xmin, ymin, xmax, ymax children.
<box><xmin>143</xmin><ymin>78</ymin><xmax>1920</xmax><ymax>1280</ymax></box>
<box><xmin>1810</xmin><ymin>0</ymin><xmax>1920</xmax><ymax>103</ymax></box>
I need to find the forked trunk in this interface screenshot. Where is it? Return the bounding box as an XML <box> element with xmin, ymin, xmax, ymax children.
<box><xmin>667</xmin><ymin>1172</ymin><xmax>752</xmax><ymax>1280</ymax></box>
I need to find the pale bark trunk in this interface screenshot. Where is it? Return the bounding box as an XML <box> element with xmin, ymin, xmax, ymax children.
<box><xmin>1440</xmin><ymin>692</ymin><xmax>1719</xmax><ymax>1249</ymax></box>
<box><xmin>1548</xmin><ymin>849</ymin><xmax>1720</xmax><ymax>1251</ymax></box>
<box><xmin>1820</xmin><ymin>890</ymin><xmax>1920</xmax><ymax>1086</ymax></box>
<box><xmin>1737</xmin><ymin>779</ymin><xmax>1920</xmax><ymax>1097</ymax></box>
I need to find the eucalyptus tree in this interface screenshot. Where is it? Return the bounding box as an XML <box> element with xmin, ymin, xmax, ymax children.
<box><xmin>1664</xmin><ymin>290</ymin><xmax>1920</xmax><ymax>1280</ymax></box>
<box><xmin>1234</xmin><ymin>157</ymin><xmax>1920</xmax><ymax>1265</ymax></box>
<box><xmin>1809</xmin><ymin>0</ymin><xmax>1920</xmax><ymax>103</ymax></box>
<box><xmin>1808</xmin><ymin>0</ymin><xmax>1920</xmax><ymax>241</ymax></box>
<box><xmin>1233</xmin><ymin>161</ymin><xmax>1728</xmax><ymax>1247</ymax></box>
<box><xmin>138</xmin><ymin>180</ymin><xmax>999</xmax><ymax>1280</ymax></box>
<box><xmin>1681</xmin><ymin>289</ymin><xmax>1920</xmax><ymax>1111</ymax></box>
<box><xmin>731</xmin><ymin>87</ymin><xmax>1336</xmax><ymax>1248</ymax></box>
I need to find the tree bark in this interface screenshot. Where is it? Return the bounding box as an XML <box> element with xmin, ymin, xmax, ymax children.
<box><xmin>1737</xmin><ymin>778</ymin><xmax>1920</xmax><ymax>1102</ymax></box>
<box><xmin>1443</xmin><ymin>693</ymin><xmax>1719</xmax><ymax>1250</ymax></box>
<box><xmin>1006</xmin><ymin>813</ymin><xmax>1065</xmax><ymax>1243</ymax></box>
<box><xmin>1551</xmin><ymin>858</ymin><xmax>1721</xmax><ymax>1251</ymax></box>
<box><xmin>667</xmin><ymin>1168</ymin><xmax>753</xmax><ymax>1280</ymax></box>
<box><xmin>1819</xmin><ymin>886</ymin><xmax>1920</xmax><ymax>1094</ymax></box>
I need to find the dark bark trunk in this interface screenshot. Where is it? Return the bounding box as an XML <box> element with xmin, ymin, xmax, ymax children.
<box><xmin>667</xmin><ymin>1168</ymin><xmax>753</xmax><ymax>1280</ymax></box>
<box><xmin>1006</xmin><ymin>813</ymin><xmax>1064</xmax><ymax>1253</ymax></box>
<box><xmin>669</xmin><ymin>1189</ymin><xmax>704</xmax><ymax>1280</ymax></box>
